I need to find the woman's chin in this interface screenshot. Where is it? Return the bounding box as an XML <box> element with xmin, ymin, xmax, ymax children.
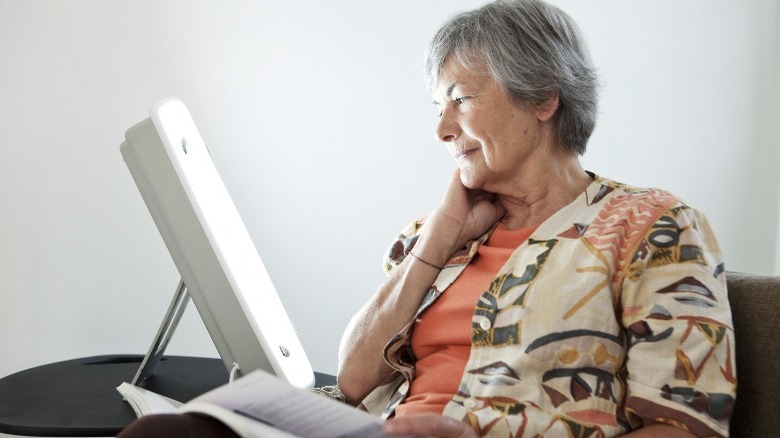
<box><xmin>458</xmin><ymin>169</ymin><xmax>484</xmax><ymax>190</ymax></box>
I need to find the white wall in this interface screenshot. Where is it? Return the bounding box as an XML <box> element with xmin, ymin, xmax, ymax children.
<box><xmin>1</xmin><ymin>0</ymin><xmax>777</xmax><ymax>380</ymax></box>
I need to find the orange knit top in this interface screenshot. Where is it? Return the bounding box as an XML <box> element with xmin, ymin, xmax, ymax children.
<box><xmin>396</xmin><ymin>223</ymin><xmax>538</xmax><ymax>416</ymax></box>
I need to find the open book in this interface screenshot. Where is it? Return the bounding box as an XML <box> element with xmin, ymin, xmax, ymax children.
<box><xmin>117</xmin><ymin>369</ymin><xmax>388</xmax><ymax>438</ymax></box>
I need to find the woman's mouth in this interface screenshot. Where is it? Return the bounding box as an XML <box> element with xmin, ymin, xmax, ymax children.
<box><xmin>454</xmin><ymin>148</ymin><xmax>478</xmax><ymax>162</ymax></box>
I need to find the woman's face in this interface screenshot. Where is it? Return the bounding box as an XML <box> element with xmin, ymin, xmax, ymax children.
<box><xmin>433</xmin><ymin>59</ymin><xmax>546</xmax><ymax>192</ymax></box>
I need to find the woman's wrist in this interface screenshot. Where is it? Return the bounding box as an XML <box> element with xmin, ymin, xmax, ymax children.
<box><xmin>411</xmin><ymin>225</ymin><xmax>462</xmax><ymax>270</ymax></box>
<box><xmin>408</xmin><ymin>251</ymin><xmax>445</xmax><ymax>270</ymax></box>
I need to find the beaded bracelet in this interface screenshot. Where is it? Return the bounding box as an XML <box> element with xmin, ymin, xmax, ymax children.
<box><xmin>409</xmin><ymin>252</ymin><xmax>444</xmax><ymax>270</ymax></box>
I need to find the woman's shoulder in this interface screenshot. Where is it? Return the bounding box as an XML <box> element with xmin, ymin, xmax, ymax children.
<box><xmin>588</xmin><ymin>173</ymin><xmax>687</xmax><ymax>211</ymax></box>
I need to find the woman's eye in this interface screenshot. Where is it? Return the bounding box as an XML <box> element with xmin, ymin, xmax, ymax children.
<box><xmin>435</xmin><ymin>97</ymin><xmax>467</xmax><ymax>117</ymax></box>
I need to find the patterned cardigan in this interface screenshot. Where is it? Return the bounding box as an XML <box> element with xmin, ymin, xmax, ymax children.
<box><xmin>359</xmin><ymin>175</ymin><xmax>736</xmax><ymax>437</ymax></box>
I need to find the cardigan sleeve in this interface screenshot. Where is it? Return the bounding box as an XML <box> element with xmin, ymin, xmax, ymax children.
<box><xmin>383</xmin><ymin>219</ymin><xmax>426</xmax><ymax>275</ymax></box>
<box><xmin>619</xmin><ymin>203</ymin><xmax>736</xmax><ymax>437</ymax></box>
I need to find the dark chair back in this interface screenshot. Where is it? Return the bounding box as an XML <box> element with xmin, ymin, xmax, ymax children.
<box><xmin>727</xmin><ymin>271</ymin><xmax>780</xmax><ymax>437</ymax></box>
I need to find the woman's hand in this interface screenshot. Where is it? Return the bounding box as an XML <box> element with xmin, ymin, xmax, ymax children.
<box><xmin>420</xmin><ymin>169</ymin><xmax>506</xmax><ymax>261</ymax></box>
<box><xmin>383</xmin><ymin>414</ymin><xmax>477</xmax><ymax>438</ymax></box>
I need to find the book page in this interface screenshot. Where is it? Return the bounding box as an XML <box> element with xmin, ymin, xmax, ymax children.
<box><xmin>180</xmin><ymin>402</ymin><xmax>299</xmax><ymax>438</ymax></box>
<box><xmin>117</xmin><ymin>382</ymin><xmax>182</xmax><ymax>417</ymax></box>
<box><xmin>185</xmin><ymin>370</ymin><xmax>388</xmax><ymax>438</ymax></box>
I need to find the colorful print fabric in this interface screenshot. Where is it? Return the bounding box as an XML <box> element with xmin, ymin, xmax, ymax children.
<box><xmin>362</xmin><ymin>175</ymin><xmax>735</xmax><ymax>437</ymax></box>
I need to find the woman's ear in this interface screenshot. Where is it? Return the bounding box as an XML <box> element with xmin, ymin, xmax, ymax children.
<box><xmin>536</xmin><ymin>92</ymin><xmax>559</xmax><ymax>122</ymax></box>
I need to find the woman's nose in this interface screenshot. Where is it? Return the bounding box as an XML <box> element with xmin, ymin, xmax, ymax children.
<box><xmin>436</xmin><ymin>107</ymin><xmax>461</xmax><ymax>143</ymax></box>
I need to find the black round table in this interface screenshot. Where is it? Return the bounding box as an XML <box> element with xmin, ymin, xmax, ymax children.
<box><xmin>0</xmin><ymin>355</ymin><xmax>335</xmax><ymax>437</ymax></box>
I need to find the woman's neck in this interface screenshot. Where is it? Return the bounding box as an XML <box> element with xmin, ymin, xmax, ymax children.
<box><xmin>497</xmin><ymin>154</ymin><xmax>592</xmax><ymax>230</ymax></box>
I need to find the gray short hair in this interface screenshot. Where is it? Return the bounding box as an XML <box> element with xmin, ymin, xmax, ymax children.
<box><xmin>424</xmin><ymin>0</ymin><xmax>599</xmax><ymax>155</ymax></box>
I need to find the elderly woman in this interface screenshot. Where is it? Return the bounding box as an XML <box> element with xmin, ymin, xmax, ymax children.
<box><xmin>337</xmin><ymin>0</ymin><xmax>736</xmax><ymax>437</ymax></box>
<box><xmin>119</xmin><ymin>1</ymin><xmax>735</xmax><ymax>437</ymax></box>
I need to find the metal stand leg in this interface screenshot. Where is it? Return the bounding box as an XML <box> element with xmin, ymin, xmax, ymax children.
<box><xmin>131</xmin><ymin>279</ymin><xmax>190</xmax><ymax>386</ymax></box>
